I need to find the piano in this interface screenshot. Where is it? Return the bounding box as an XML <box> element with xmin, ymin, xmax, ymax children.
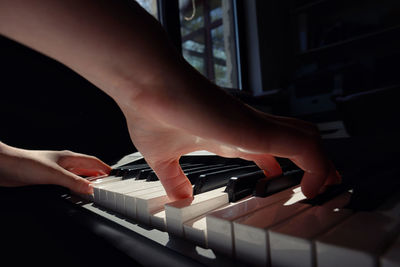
<box><xmin>46</xmin><ymin>128</ymin><xmax>398</xmax><ymax>267</ymax></box>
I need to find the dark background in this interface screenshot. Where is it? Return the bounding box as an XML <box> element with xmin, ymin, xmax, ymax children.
<box><xmin>1</xmin><ymin>0</ymin><xmax>400</xmax><ymax>266</ymax></box>
<box><xmin>0</xmin><ymin>36</ymin><xmax>135</xmax><ymax>164</ymax></box>
<box><xmin>2</xmin><ymin>0</ymin><xmax>400</xmax><ymax>159</ymax></box>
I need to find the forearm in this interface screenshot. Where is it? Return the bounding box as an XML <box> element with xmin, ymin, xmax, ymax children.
<box><xmin>0</xmin><ymin>0</ymin><xmax>240</xmax><ymax>134</ymax></box>
<box><xmin>0</xmin><ymin>0</ymin><xmax>189</xmax><ymax>104</ymax></box>
<box><xmin>0</xmin><ymin>142</ymin><xmax>30</xmax><ymax>187</ymax></box>
<box><xmin>0</xmin><ymin>141</ymin><xmax>110</xmax><ymax>192</ymax></box>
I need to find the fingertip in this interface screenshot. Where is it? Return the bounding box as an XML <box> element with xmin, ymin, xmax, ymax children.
<box><xmin>245</xmin><ymin>155</ymin><xmax>282</xmax><ymax>178</ymax></box>
<box><xmin>300</xmin><ymin>172</ymin><xmax>326</xmax><ymax>199</ymax></box>
<box><xmin>73</xmin><ymin>178</ymin><xmax>93</xmax><ymax>195</ymax></box>
<box><xmin>100</xmin><ymin>164</ymin><xmax>112</xmax><ymax>174</ymax></box>
<box><xmin>67</xmin><ymin>168</ymin><xmax>109</xmax><ymax>177</ymax></box>
<box><xmin>88</xmin><ymin>158</ymin><xmax>112</xmax><ymax>174</ymax></box>
<box><xmin>87</xmin><ymin>183</ymin><xmax>94</xmax><ymax>194</ymax></box>
<box><xmin>167</xmin><ymin>180</ymin><xmax>193</xmax><ymax>201</ymax></box>
<box><xmin>323</xmin><ymin>168</ymin><xmax>342</xmax><ymax>187</ymax></box>
<box><xmin>301</xmin><ymin>184</ymin><xmax>318</xmax><ymax>199</ymax></box>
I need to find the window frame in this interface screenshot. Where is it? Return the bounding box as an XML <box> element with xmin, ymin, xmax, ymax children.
<box><xmin>156</xmin><ymin>0</ymin><xmax>265</xmax><ymax>93</ymax></box>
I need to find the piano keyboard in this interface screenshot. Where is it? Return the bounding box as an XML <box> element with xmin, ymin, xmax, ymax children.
<box><xmin>64</xmin><ymin>151</ymin><xmax>400</xmax><ymax>267</ymax></box>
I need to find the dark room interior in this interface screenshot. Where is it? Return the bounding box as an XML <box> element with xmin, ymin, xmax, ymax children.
<box><xmin>1</xmin><ymin>0</ymin><xmax>400</xmax><ymax>266</ymax></box>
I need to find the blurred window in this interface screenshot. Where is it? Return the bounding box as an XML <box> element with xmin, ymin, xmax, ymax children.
<box><xmin>179</xmin><ymin>0</ymin><xmax>239</xmax><ymax>88</ymax></box>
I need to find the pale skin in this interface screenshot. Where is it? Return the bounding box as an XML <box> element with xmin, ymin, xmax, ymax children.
<box><xmin>0</xmin><ymin>0</ymin><xmax>340</xmax><ymax>199</ymax></box>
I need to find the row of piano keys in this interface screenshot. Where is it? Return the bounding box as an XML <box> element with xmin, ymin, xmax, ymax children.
<box><xmin>86</xmin><ymin>151</ymin><xmax>400</xmax><ymax>267</ymax></box>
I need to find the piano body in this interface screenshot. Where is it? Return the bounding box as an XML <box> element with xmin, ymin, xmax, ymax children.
<box><xmin>1</xmin><ymin>0</ymin><xmax>400</xmax><ymax>266</ymax></box>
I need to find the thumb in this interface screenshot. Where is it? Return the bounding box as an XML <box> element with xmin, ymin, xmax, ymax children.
<box><xmin>45</xmin><ymin>166</ymin><xmax>93</xmax><ymax>194</ymax></box>
<box><xmin>149</xmin><ymin>159</ymin><xmax>193</xmax><ymax>201</ymax></box>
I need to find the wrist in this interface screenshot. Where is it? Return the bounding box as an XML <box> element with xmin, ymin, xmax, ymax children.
<box><xmin>0</xmin><ymin>141</ymin><xmax>12</xmax><ymax>157</ymax></box>
<box><xmin>111</xmin><ymin>59</ymin><xmax>206</xmax><ymax>111</ymax></box>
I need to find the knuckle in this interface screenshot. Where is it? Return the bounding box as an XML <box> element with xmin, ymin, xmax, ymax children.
<box><xmin>60</xmin><ymin>150</ymin><xmax>75</xmax><ymax>157</ymax></box>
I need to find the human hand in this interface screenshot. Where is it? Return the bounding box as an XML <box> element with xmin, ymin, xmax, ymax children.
<box><xmin>0</xmin><ymin>143</ymin><xmax>111</xmax><ymax>194</ymax></box>
<box><xmin>0</xmin><ymin>0</ymin><xmax>340</xmax><ymax>200</ymax></box>
<box><xmin>119</xmin><ymin>71</ymin><xmax>341</xmax><ymax>201</ymax></box>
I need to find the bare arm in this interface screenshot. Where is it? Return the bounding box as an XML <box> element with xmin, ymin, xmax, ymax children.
<box><xmin>0</xmin><ymin>141</ymin><xmax>110</xmax><ymax>194</ymax></box>
<box><xmin>0</xmin><ymin>0</ymin><xmax>183</xmax><ymax>101</ymax></box>
<box><xmin>0</xmin><ymin>0</ymin><xmax>340</xmax><ymax>199</ymax></box>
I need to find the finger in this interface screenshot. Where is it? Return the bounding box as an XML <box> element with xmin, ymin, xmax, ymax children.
<box><xmin>149</xmin><ymin>158</ymin><xmax>193</xmax><ymax>201</ymax></box>
<box><xmin>201</xmin><ymin>141</ymin><xmax>282</xmax><ymax>178</ymax></box>
<box><xmin>66</xmin><ymin>168</ymin><xmax>108</xmax><ymax>177</ymax></box>
<box><xmin>57</xmin><ymin>152</ymin><xmax>111</xmax><ymax>175</ymax></box>
<box><xmin>324</xmin><ymin>164</ymin><xmax>342</xmax><ymax>185</ymax></box>
<box><xmin>292</xmin><ymin>144</ymin><xmax>334</xmax><ymax>198</ymax></box>
<box><xmin>318</xmin><ymin>166</ymin><xmax>342</xmax><ymax>194</ymax></box>
<box><xmin>239</xmin><ymin>122</ymin><xmax>335</xmax><ymax>198</ymax></box>
<box><xmin>42</xmin><ymin>166</ymin><xmax>94</xmax><ymax>194</ymax></box>
<box><xmin>239</xmin><ymin>153</ymin><xmax>282</xmax><ymax>178</ymax></box>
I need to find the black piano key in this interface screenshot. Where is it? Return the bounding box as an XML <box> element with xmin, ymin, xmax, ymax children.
<box><xmin>122</xmin><ymin>165</ymin><xmax>153</xmax><ymax>179</ymax></box>
<box><xmin>186</xmin><ymin>164</ymin><xmax>242</xmax><ymax>184</ymax></box>
<box><xmin>254</xmin><ymin>169</ymin><xmax>304</xmax><ymax>198</ymax></box>
<box><xmin>181</xmin><ymin>163</ymin><xmax>207</xmax><ymax>169</ymax></box>
<box><xmin>225</xmin><ymin>170</ymin><xmax>266</xmax><ymax>202</ymax></box>
<box><xmin>109</xmin><ymin>169</ymin><xmax>119</xmax><ymax>176</ymax></box>
<box><xmin>110</xmin><ymin>163</ymin><xmax>149</xmax><ymax>177</ymax></box>
<box><xmin>145</xmin><ymin>163</ymin><xmax>225</xmax><ymax>182</ymax></box>
<box><xmin>143</xmin><ymin>163</ymin><xmax>207</xmax><ymax>181</ymax></box>
<box><xmin>136</xmin><ymin>168</ymin><xmax>156</xmax><ymax>180</ymax></box>
<box><xmin>193</xmin><ymin>165</ymin><xmax>260</xmax><ymax>195</ymax></box>
<box><xmin>183</xmin><ymin>164</ymin><xmax>224</xmax><ymax>173</ymax></box>
<box><xmin>137</xmin><ymin>164</ymin><xmax>196</xmax><ymax>180</ymax></box>
<box><xmin>276</xmin><ymin>157</ymin><xmax>298</xmax><ymax>172</ymax></box>
<box><xmin>179</xmin><ymin>155</ymin><xmax>251</xmax><ymax>166</ymax></box>
<box><xmin>145</xmin><ymin>172</ymin><xmax>159</xmax><ymax>181</ymax></box>
<box><xmin>122</xmin><ymin>167</ymin><xmax>149</xmax><ymax>179</ymax></box>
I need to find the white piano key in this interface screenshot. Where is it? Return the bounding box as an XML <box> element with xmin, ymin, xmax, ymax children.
<box><xmin>92</xmin><ymin>175</ymin><xmax>122</xmax><ymax>186</ymax></box>
<box><xmin>181</xmin><ymin>198</ymin><xmax>251</xmax><ymax>249</ymax></box>
<box><xmin>135</xmin><ymin>189</ymin><xmax>170</xmax><ymax>224</ymax></box>
<box><xmin>206</xmin><ymin>186</ymin><xmax>301</xmax><ymax>256</ymax></box>
<box><xmin>150</xmin><ymin>210</ymin><xmax>166</xmax><ymax>231</ymax></box>
<box><xmin>124</xmin><ymin>185</ymin><xmax>165</xmax><ymax>219</ymax></box>
<box><xmin>93</xmin><ymin>176</ymin><xmax>122</xmax><ymax>204</ymax></box>
<box><xmin>102</xmin><ymin>180</ymin><xmax>161</xmax><ymax>211</ymax></box>
<box><xmin>183</xmin><ymin>215</ymin><xmax>208</xmax><ymax>247</ymax></box>
<box><xmin>316</xmin><ymin>212</ymin><xmax>400</xmax><ymax>267</ymax></box>
<box><xmin>151</xmin><ymin>190</ymin><xmax>228</xmax><ymax>232</ymax></box>
<box><xmin>316</xmin><ymin>192</ymin><xmax>400</xmax><ymax>267</ymax></box>
<box><xmin>233</xmin><ymin>189</ymin><xmax>309</xmax><ymax>266</ymax></box>
<box><xmin>165</xmin><ymin>187</ymin><xmax>229</xmax><ymax>237</ymax></box>
<box><xmin>269</xmin><ymin>191</ymin><xmax>353</xmax><ymax>267</ymax></box>
<box><xmin>98</xmin><ymin>179</ymin><xmax>147</xmax><ymax>209</ymax></box>
<box><xmin>113</xmin><ymin>181</ymin><xmax>162</xmax><ymax>214</ymax></box>
<box><xmin>381</xmin><ymin>234</ymin><xmax>400</xmax><ymax>267</ymax></box>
